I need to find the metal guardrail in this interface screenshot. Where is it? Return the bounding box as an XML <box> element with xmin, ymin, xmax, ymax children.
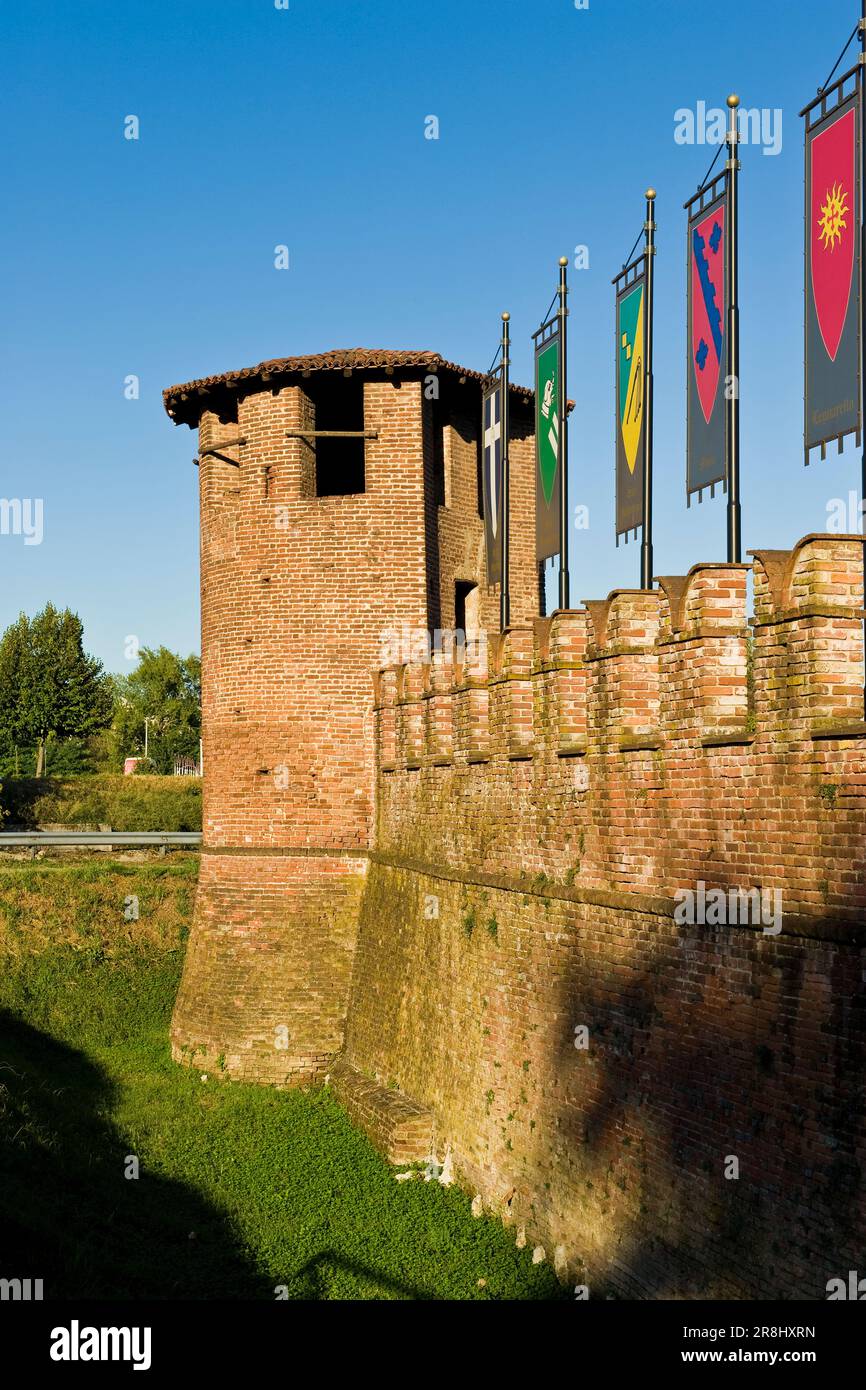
<box><xmin>0</xmin><ymin>831</ymin><xmax>202</xmax><ymax>847</ymax></box>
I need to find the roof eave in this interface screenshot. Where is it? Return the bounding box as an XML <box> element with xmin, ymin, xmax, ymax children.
<box><xmin>163</xmin><ymin>348</ymin><xmax>534</xmax><ymax>427</ymax></box>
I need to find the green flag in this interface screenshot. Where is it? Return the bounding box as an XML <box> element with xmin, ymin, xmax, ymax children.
<box><xmin>615</xmin><ymin>272</ymin><xmax>646</xmax><ymax>536</ymax></box>
<box><xmin>535</xmin><ymin>332</ymin><xmax>561</xmax><ymax>562</ymax></box>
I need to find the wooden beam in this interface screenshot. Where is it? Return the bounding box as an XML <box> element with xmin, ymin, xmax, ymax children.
<box><xmin>193</xmin><ymin>438</ymin><xmax>247</xmax><ymax>467</ymax></box>
<box><xmin>285</xmin><ymin>429</ymin><xmax>378</xmax><ymax>439</ymax></box>
<box><xmin>201</xmin><ymin>438</ymin><xmax>246</xmax><ymax>453</ymax></box>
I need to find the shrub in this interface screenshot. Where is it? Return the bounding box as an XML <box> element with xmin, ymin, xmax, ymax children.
<box><xmin>0</xmin><ymin>775</ymin><xmax>202</xmax><ymax>831</ymax></box>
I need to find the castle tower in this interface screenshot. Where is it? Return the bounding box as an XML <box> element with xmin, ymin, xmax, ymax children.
<box><xmin>163</xmin><ymin>348</ymin><xmax>537</xmax><ymax>1082</ymax></box>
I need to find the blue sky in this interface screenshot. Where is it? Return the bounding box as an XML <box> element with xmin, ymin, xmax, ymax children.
<box><xmin>1</xmin><ymin>0</ymin><xmax>861</xmax><ymax>670</ymax></box>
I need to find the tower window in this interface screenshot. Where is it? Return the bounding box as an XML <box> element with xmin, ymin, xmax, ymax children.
<box><xmin>455</xmin><ymin>580</ymin><xmax>479</xmax><ymax>636</ymax></box>
<box><xmin>309</xmin><ymin>377</ymin><xmax>366</xmax><ymax>496</ymax></box>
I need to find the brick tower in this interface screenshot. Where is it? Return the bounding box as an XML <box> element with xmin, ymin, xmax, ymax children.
<box><xmin>163</xmin><ymin>348</ymin><xmax>537</xmax><ymax>1082</ymax></box>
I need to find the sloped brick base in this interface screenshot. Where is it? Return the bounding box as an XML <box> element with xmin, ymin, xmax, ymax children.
<box><xmin>329</xmin><ymin>1056</ymin><xmax>434</xmax><ymax>1165</ymax></box>
<box><xmin>170</xmin><ymin>851</ymin><xmax>365</xmax><ymax>1083</ymax></box>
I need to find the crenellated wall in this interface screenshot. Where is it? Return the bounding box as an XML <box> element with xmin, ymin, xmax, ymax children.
<box><xmin>366</xmin><ymin>534</ymin><xmax>866</xmax><ymax>917</ymax></box>
<box><xmin>165</xmin><ymin>353</ymin><xmax>866</xmax><ymax>1299</ymax></box>
<box><xmin>340</xmin><ymin>534</ymin><xmax>866</xmax><ymax>1299</ymax></box>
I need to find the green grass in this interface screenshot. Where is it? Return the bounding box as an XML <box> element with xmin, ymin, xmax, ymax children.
<box><xmin>0</xmin><ymin>774</ymin><xmax>202</xmax><ymax>831</ymax></box>
<box><xmin>0</xmin><ymin>859</ymin><xmax>563</xmax><ymax>1300</ymax></box>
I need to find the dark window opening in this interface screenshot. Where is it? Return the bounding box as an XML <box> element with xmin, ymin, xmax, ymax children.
<box><xmin>475</xmin><ymin>420</ymin><xmax>484</xmax><ymax>519</ymax></box>
<box><xmin>455</xmin><ymin>580</ymin><xmax>479</xmax><ymax>637</ymax></box>
<box><xmin>309</xmin><ymin>377</ymin><xmax>366</xmax><ymax>496</ymax></box>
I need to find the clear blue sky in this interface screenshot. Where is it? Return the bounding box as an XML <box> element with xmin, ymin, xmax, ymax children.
<box><xmin>1</xmin><ymin>0</ymin><xmax>861</xmax><ymax>670</ymax></box>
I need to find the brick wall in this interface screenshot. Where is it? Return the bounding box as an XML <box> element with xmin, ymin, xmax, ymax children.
<box><xmin>166</xmin><ymin>352</ymin><xmax>865</xmax><ymax>1298</ymax></box>
<box><xmin>171</xmin><ymin>363</ymin><xmax>536</xmax><ymax>1081</ymax></box>
<box><xmin>172</xmin><ymin>375</ymin><xmax>433</xmax><ymax>1079</ymax></box>
<box><xmin>342</xmin><ymin>533</ymin><xmax>866</xmax><ymax>1297</ymax></box>
<box><xmin>433</xmin><ymin>391</ymin><xmax>539</xmax><ymax>631</ymax></box>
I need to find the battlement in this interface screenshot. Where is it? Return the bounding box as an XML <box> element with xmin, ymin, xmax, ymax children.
<box><xmin>377</xmin><ymin>534</ymin><xmax>865</xmax><ymax>760</ymax></box>
<box><xmin>373</xmin><ymin>533</ymin><xmax>866</xmax><ymax>925</ymax></box>
<box><xmin>168</xmin><ymin>341</ymin><xmax>866</xmax><ymax>1298</ymax></box>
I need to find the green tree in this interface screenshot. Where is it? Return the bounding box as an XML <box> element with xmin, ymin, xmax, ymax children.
<box><xmin>112</xmin><ymin>647</ymin><xmax>201</xmax><ymax>773</ymax></box>
<box><xmin>0</xmin><ymin>605</ymin><xmax>113</xmax><ymax>777</ymax></box>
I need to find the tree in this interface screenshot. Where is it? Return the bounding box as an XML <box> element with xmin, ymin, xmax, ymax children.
<box><xmin>111</xmin><ymin>647</ymin><xmax>201</xmax><ymax>773</ymax></box>
<box><xmin>0</xmin><ymin>604</ymin><xmax>113</xmax><ymax>777</ymax></box>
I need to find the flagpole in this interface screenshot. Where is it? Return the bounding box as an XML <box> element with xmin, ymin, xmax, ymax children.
<box><xmin>726</xmin><ymin>94</ymin><xmax>742</xmax><ymax>563</ymax></box>
<box><xmin>500</xmin><ymin>311</ymin><xmax>511</xmax><ymax>631</ymax></box>
<box><xmin>557</xmin><ymin>256</ymin><xmax>570</xmax><ymax>609</ymax></box>
<box><xmin>642</xmin><ymin>189</ymin><xmax>656</xmax><ymax>589</ymax></box>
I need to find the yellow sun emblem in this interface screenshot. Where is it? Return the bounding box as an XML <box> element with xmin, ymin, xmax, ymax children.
<box><xmin>818</xmin><ymin>182</ymin><xmax>849</xmax><ymax>251</ymax></box>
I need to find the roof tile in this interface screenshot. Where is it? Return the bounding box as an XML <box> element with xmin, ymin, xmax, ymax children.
<box><xmin>163</xmin><ymin>347</ymin><xmax>533</xmax><ymax>425</ymax></box>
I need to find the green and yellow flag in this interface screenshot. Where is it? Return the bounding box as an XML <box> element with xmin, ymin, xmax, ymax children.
<box><xmin>619</xmin><ymin>284</ymin><xmax>644</xmax><ymax>471</ymax></box>
<box><xmin>615</xmin><ymin>269</ymin><xmax>646</xmax><ymax>536</ymax></box>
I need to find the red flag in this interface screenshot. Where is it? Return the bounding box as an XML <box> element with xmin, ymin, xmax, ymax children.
<box><xmin>810</xmin><ymin>105</ymin><xmax>856</xmax><ymax>362</ymax></box>
<box><xmin>690</xmin><ymin>205</ymin><xmax>725</xmax><ymax>425</ymax></box>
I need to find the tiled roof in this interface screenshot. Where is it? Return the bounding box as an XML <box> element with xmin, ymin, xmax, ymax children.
<box><xmin>163</xmin><ymin>347</ymin><xmax>534</xmax><ymax>425</ymax></box>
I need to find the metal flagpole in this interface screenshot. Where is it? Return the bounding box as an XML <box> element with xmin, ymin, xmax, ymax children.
<box><xmin>557</xmin><ymin>256</ymin><xmax>571</xmax><ymax>609</ymax></box>
<box><xmin>725</xmin><ymin>94</ymin><xmax>742</xmax><ymax>563</ymax></box>
<box><xmin>642</xmin><ymin>189</ymin><xmax>656</xmax><ymax>589</ymax></box>
<box><xmin>500</xmin><ymin>311</ymin><xmax>511</xmax><ymax>631</ymax></box>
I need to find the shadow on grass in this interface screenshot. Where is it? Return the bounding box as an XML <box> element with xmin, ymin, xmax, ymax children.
<box><xmin>0</xmin><ymin>1013</ymin><xmax>450</xmax><ymax>1302</ymax></box>
<box><xmin>293</xmin><ymin>1249</ymin><xmax>437</xmax><ymax>1301</ymax></box>
<box><xmin>0</xmin><ymin>1010</ymin><xmax>265</xmax><ymax>1300</ymax></box>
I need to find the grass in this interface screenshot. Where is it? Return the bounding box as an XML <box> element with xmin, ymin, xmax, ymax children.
<box><xmin>0</xmin><ymin>774</ymin><xmax>202</xmax><ymax>831</ymax></box>
<box><xmin>0</xmin><ymin>858</ymin><xmax>564</xmax><ymax>1300</ymax></box>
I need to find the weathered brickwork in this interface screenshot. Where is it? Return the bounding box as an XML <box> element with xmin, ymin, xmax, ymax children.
<box><xmin>165</xmin><ymin>353</ymin><xmax>536</xmax><ymax>1081</ymax></box>
<box><xmin>173</xmin><ymin>851</ymin><xmax>364</xmax><ymax>1082</ymax></box>
<box><xmin>434</xmin><ymin>391</ymin><xmax>539</xmax><ymax>632</ymax></box>
<box><xmin>347</xmin><ymin>865</ymin><xmax>865</xmax><ymax>1298</ymax></box>
<box><xmin>344</xmin><ymin>532</ymin><xmax>866</xmax><ymax>1297</ymax></box>
<box><xmin>165</xmin><ymin>351</ymin><xmax>866</xmax><ymax>1298</ymax></box>
<box><xmin>328</xmin><ymin>1056</ymin><xmax>434</xmax><ymax>1165</ymax></box>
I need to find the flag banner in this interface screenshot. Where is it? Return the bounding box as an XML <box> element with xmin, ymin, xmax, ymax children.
<box><xmin>481</xmin><ymin>372</ymin><xmax>504</xmax><ymax>584</ymax></box>
<box><xmin>614</xmin><ymin>257</ymin><xmax>646</xmax><ymax>537</ymax></box>
<box><xmin>804</xmin><ymin>82</ymin><xmax>861</xmax><ymax>458</ymax></box>
<box><xmin>686</xmin><ymin>177</ymin><xmax>727</xmax><ymax>498</ymax></box>
<box><xmin>534</xmin><ymin>327</ymin><xmax>561</xmax><ymax>562</ymax></box>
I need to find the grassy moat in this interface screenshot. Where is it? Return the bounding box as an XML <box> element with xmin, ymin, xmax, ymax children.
<box><xmin>0</xmin><ymin>856</ymin><xmax>562</xmax><ymax>1300</ymax></box>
